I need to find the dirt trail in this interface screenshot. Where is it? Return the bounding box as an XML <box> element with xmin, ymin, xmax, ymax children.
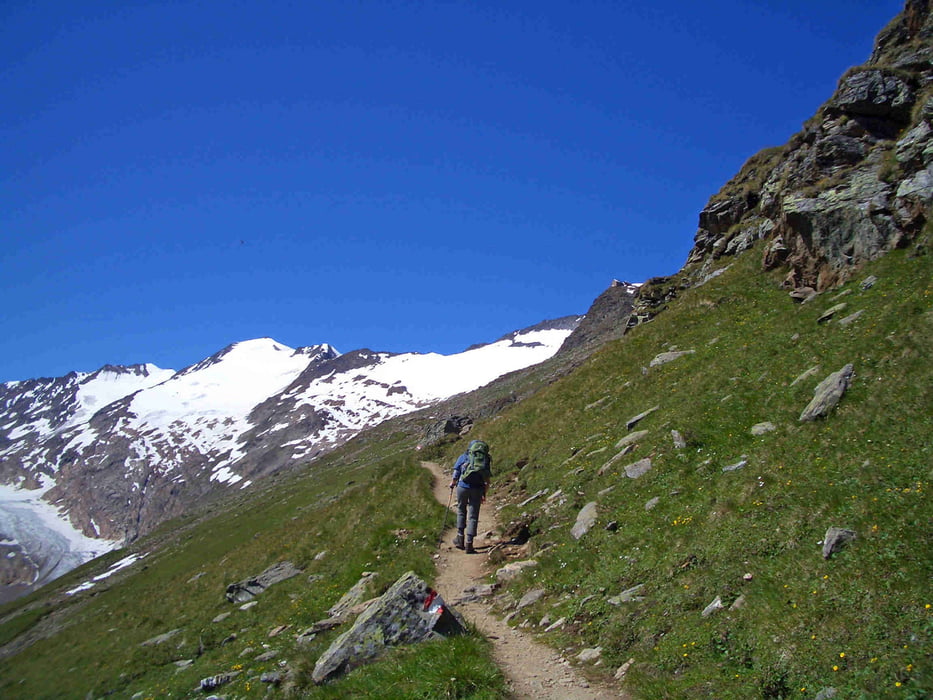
<box><xmin>424</xmin><ymin>461</ymin><xmax>625</xmax><ymax>700</ymax></box>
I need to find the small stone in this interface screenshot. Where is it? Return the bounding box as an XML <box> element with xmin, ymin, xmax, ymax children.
<box><xmin>644</xmin><ymin>497</ymin><xmax>660</xmax><ymax>511</ymax></box>
<box><xmin>239</xmin><ymin>601</ymin><xmax>258</xmax><ymax>611</ymax></box>
<box><xmin>495</xmin><ymin>560</ymin><xmax>538</xmax><ymax>583</ymax></box>
<box><xmin>604</xmin><ymin>520</ymin><xmax>619</xmax><ymax>532</ymax></box>
<box><xmin>608</xmin><ymin>584</ymin><xmax>645</xmax><ymax>605</ymax></box>
<box><xmin>817</xmin><ymin>303</ymin><xmax>847</xmax><ymax>323</ymax></box>
<box><xmin>199</xmin><ymin>671</ymin><xmax>240</xmax><ymax>691</ymax></box>
<box><xmin>576</xmin><ymin>646</ymin><xmax>602</xmax><ymax>663</ymax></box>
<box><xmin>616</xmin><ymin>430</ymin><xmax>649</xmax><ymax>450</ymax></box>
<box><xmin>625</xmin><ymin>406</ymin><xmax>660</xmax><ymax>430</ymax></box>
<box><xmin>743</xmin><ymin>573</ymin><xmax>753</xmax><ymax>581</ymax></box>
<box><xmin>255</xmin><ymin>650</ymin><xmax>278</xmax><ymax>662</ymax></box>
<box><xmin>751</xmin><ymin>422</ymin><xmax>777</xmax><ymax>436</ymax></box>
<box><xmin>730</xmin><ymin>595</ymin><xmax>747</xmax><ymax>610</ymax></box>
<box><xmin>837</xmin><ymin>310</ymin><xmax>865</xmax><ymax>326</ymax></box>
<box><xmin>701</xmin><ymin>596</ymin><xmax>724</xmax><ymax>617</ymax></box>
<box><xmin>649</xmin><ymin>350</ymin><xmax>695</xmax><ymax>367</ymax></box>
<box><xmin>859</xmin><ymin>275</ymin><xmax>877</xmax><ymax>290</ymax></box>
<box><xmin>822</xmin><ymin>527</ymin><xmax>857</xmax><ymax>559</ymax></box>
<box><xmin>260</xmin><ymin>671</ymin><xmax>283</xmax><ymax>685</ymax></box>
<box><xmin>268</xmin><ymin>625</ymin><xmax>289</xmax><ymax>638</ymax></box>
<box><xmin>212</xmin><ymin>612</ymin><xmax>231</xmax><ymax>624</ymax></box>
<box><xmin>671</xmin><ymin>429</ymin><xmax>687</xmax><ymax>449</ymax></box>
<box><xmin>295</xmin><ymin>630</ymin><xmax>317</xmax><ymax>645</ymax></box>
<box><xmin>544</xmin><ymin>617</ymin><xmax>567</xmax><ymax>633</ymax></box>
<box><xmin>140</xmin><ymin>629</ymin><xmax>182</xmax><ymax>647</ymax></box>
<box><xmin>516</xmin><ymin>588</ymin><xmax>546</xmax><ymax>610</ymax></box>
<box><xmin>614</xmin><ymin>658</ymin><xmax>635</xmax><ymax>680</ymax></box>
<box><xmin>722</xmin><ymin>456</ymin><xmax>748</xmax><ymax>472</ymax></box>
<box><xmin>624</xmin><ymin>458</ymin><xmax>653</xmax><ymax>479</ymax></box>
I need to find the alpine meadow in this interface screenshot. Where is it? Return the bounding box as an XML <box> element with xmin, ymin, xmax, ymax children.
<box><xmin>1</xmin><ymin>3</ymin><xmax>932</xmax><ymax>699</ymax></box>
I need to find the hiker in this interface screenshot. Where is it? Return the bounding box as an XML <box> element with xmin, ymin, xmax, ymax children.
<box><xmin>449</xmin><ymin>439</ymin><xmax>492</xmax><ymax>554</ymax></box>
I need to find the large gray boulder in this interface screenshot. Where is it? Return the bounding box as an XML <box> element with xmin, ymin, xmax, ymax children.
<box><xmin>799</xmin><ymin>364</ymin><xmax>855</xmax><ymax>421</ymax></box>
<box><xmin>570</xmin><ymin>502</ymin><xmax>598</xmax><ymax>540</ymax></box>
<box><xmin>312</xmin><ymin>571</ymin><xmax>466</xmax><ymax>684</ymax></box>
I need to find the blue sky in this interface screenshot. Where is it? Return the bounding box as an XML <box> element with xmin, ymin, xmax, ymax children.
<box><xmin>1</xmin><ymin>0</ymin><xmax>904</xmax><ymax>382</ymax></box>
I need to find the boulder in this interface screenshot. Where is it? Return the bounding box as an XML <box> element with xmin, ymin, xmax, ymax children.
<box><xmin>799</xmin><ymin>364</ymin><xmax>855</xmax><ymax>421</ymax></box>
<box><xmin>571</xmin><ymin>502</ymin><xmax>598</xmax><ymax>540</ymax></box>
<box><xmin>225</xmin><ymin>561</ymin><xmax>303</xmax><ymax>604</ymax></box>
<box><xmin>311</xmin><ymin>571</ymin><xmax>466</xmax><ymax>684</ymax></box>
<box><xmin>822</xmin><ymin>527</ymin><xmax>857</xmax><ymax>559</ymax></box>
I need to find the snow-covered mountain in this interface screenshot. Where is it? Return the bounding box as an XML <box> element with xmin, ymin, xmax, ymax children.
<box><xmin>0</xmin><ymin>317</ymin><xmax>580</xmax><ymax>598</ymax></box>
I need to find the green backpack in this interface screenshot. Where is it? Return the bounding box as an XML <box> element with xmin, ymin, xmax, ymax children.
<box><xmin>461</xmin><ymin>441</ymin><xmax>492</xmax><ymax>486</ymax></box>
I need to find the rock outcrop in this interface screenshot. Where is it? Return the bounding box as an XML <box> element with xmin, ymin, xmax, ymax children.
<box><xmin>311</xmin><ymin>571</ymin><xmax>466</xmax><ymax>684</ymax></box>
<box><xmin>671</xmin><ymin>2</ymin><xmax>932</xmax><ymax>302</ymax></box>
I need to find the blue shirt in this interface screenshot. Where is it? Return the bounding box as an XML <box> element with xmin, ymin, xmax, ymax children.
<box><xmin>452</xmin><ymin>452</ymin><xmax>485</xmax><ymax>490</ymax></box>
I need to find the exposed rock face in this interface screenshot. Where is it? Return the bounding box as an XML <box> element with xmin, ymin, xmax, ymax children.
<box><xmin>311</xmin><ymin>571</ymin><xmax>466</xmax><ymax>684</ymax></box>
<box><xmin>558</xmin><ymin>281</ymin><xmax>638</xmax><ymax>355</ymax></box>
<box><xmin>683</xmin><ymin>2</ymin><xmax>932</xmax><ymax>294</ymax></box>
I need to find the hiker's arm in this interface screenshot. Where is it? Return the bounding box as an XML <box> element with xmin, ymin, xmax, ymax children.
<box><xmin>450</xmin><ymin>454</ymin><xmax>465</xmax><ymax>488</ymax></box>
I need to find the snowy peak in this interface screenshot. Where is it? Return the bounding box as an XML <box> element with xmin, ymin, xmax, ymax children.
<box><xmin>0</xmin><ymin>320</ymin><xmax>581</xmax><ymax>599</ymax></box>
<box><xmin>0</xmin><ymin>363</ymin><xmax>174</xmax><ymax>445</ymax></box>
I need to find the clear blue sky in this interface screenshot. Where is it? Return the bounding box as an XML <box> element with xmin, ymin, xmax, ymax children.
<box><xmin>1</xmin><ymin>0</ymin><xmax>904</xmax><ymax>382</ymax></box>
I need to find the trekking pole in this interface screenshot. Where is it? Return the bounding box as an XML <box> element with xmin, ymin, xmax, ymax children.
<box><xmin>439</xmin><ymin>484</ymin><xmax>454</xmax><ymax>545</ymax></box>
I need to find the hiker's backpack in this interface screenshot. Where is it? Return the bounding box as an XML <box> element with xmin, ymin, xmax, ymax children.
<box><xmin>460</xmin><ymin>440</ymin><xmax>492</xmax><ymax>486</ymax></box>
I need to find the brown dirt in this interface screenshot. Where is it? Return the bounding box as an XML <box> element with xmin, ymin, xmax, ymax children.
<box><xmin>423</xmin><ymin>461</ymin><xmax>627</xmax><ymax>699</ymax></box>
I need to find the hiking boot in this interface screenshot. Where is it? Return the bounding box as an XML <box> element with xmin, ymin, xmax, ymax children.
<box><xmin>465</xmin><ymin>540</ymin><xmax>476</xmax><ymax>554</ymax></box>
<box><xmin>453</xmin><ymin>533</ymin><xmax>464</xmax><ymax>550</ymax></box>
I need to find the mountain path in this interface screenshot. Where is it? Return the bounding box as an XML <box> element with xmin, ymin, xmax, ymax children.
<box><xmin>423</xmin><ymin>461</ymin><xmax>626</xmax><ymax>700</ymax></box>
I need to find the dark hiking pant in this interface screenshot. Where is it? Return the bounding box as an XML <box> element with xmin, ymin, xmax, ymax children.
<box><xmin>456</xmin><ymin>485</ymin><xmax>483</xmax><ymax>540</ymax></box>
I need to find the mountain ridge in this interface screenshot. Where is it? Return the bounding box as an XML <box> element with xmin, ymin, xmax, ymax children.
<box><xmin>0</xmin><ymin>317</ymin><xmax>582</xmax><ymax>599</ymax></box>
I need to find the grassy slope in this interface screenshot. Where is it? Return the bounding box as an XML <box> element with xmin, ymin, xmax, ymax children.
<box><xmin>0</xmin><ymin>243</ymin><xmax>929</xmax><ymax>699</ymax></box>
<box><xmin>441</xmin><ymin>244</ymin><xmax>932</xmax><ymax>699</ymax></box>
<box><xmin>0</xmin><ymin>439</ymin><xmax>507</xmax><ymax>698</ymax></box>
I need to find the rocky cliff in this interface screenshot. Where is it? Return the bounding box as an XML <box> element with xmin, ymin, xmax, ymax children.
<box><xmin>683</xmin><ymin>1</ymin><xmax>931</xmax><ymax>297</ymax></box>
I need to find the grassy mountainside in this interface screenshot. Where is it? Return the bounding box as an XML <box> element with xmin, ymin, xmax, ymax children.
<box><xmin>432</xmin><ymin>241</ymin><xmax>932</xmax><ymax>698</ymax></box>
<box><xmin>1</xmin><ymin>4</ymin><xmax>930</xmax><ymax>696</ymax></box>
<box><xmin>2</xmin><ymin>231</ymin><xmax>926</xmax><ymax>699</ymax></box>
<box><xmin>0</xmin><ymin>439</ymin><xmax>506</xmax><ymax>698</ymax></box>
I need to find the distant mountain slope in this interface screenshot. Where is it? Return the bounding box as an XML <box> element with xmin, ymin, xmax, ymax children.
<box><xmin>0</xmin><ymin>318</ymin><xmax>579</xmax><ymax>598</ymax></box>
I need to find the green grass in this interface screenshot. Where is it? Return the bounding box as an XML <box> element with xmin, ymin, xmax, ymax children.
<box><xmin>0</xmin><ymin>446</ymin><xmax>507</xmax><ymax>699</ymax></box>
<box><xmin>438</xmin><ymin>245</ymin><xmax>932</xmax><ymax>699</ymax></box>
<box><xmin>0</xmin><ymin>244</ymin><xmax>930</xmax><ymax>699</ymax></box>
